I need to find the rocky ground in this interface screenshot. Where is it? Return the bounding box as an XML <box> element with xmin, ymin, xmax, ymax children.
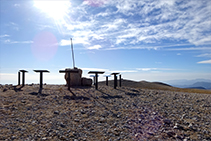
<box><xmin>0</xmin><ymin>84</ymin><xmax>211</xmax><ymax>141</ymax></box>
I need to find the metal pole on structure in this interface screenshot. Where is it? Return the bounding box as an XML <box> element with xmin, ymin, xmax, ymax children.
<box><xmin>119</xmin><ymin>75</ymin><xmax>121</xmax><ymax>87</ymax></box>
<box><xmin>70</xmin><ymin>38</ymin><xmax>75</xmax><ymax>68</ymax></box>
<box><xmin>95</xmin><ymin>73</ymin><xmax>98</xmax><ymax>90</ymax></box>
<box><xmin>18</xmin><ymin>71</ymin><xmax>20</xmax><ymax>85</ymax></box>
<box><xmin>40</xmin><ymin>72</ymin><xmax>43</xmax><ymax>89</ymax></box>
<box><xmin>22</xmin><ymin>72</ymin><xmax>25</xmax><ymax>86</ymax></box>
<box><xmin>106</xmin><ymin>76</ymin><xmax>108</xmax><ymax>86</ymax></box>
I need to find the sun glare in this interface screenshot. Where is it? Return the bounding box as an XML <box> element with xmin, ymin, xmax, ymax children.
<box><xmin>33</xmin><ymin>0</ymin><xmax>71</xmax><ymax>20</ymax></box>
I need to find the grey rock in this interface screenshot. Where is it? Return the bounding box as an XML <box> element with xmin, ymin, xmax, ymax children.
<box><xmin>163</xmin><ymin>119</ymin><xmax>172</xmax><ymax>125</ymax></box>
<box><xmin>147</xmin><ymin>132</ymin><xmax>154</xmax><ymax>136</ymax></box>
<box><xmin>60</xmin><ymin>123</ymin><xmax>66</xmax><ymax>128</ymax></box>
<box><xmin>181</xmin><ymin>114</ymin><xmax>187</xmax><ymax>119</ymax></box>
<box><xmin>175</xmin><ymin>134</ymin><xmax>183</xmax><ymax>139</ymax></box>
<box><xmin>74</xmin><ymin>119</ymin><xmax>80</xmax><ymax>122</ymax></box>
<box><xmin>42</xmin><ymin>137</ymin><xmax>47</xmax><ymax>140</ymax></box>
<box><xmin>81</xmin><ymin>77</ymin><xmax>92</xmax><ymax>86</ymax></box>
<box><xmin>11</xmin><ymin>136</ymin><xmax>16</xmax><ymax>140</ymax></box>
<box><xmin>3</xmin><ymin>88</ymin><xmax>7</xmax><ymax>92</ymax></box>
<box><xmin>174</xmin><ymin>123</ymin><xmax>184</xmax><ymax>130</ymax></box>
<box><xmin>166</xmin><ymin>131</ymin><xmax>176</xmax><ymax>137</ymax></box>
<box><xmin>21</xmin><ymin>100</ymin><xmax>26</xmax><ymax>103</ymax></box>
<box><xmin>188</xmin><ymin>123</ymin><xmax>197</xmax><ymax>131</ymax></box>
<box><xmin>80</xmin><ymin>110</ymin><xmax>86</xmax><ymax>114</ymax></box>
<box><xmin>54</xmin><ymin>111</ymin><xmax>59</xmax><ymax>115</ymax></box>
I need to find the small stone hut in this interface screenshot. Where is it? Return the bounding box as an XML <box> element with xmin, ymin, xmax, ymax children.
<box><xmin>64</xmin><ymin>67</ymin><xmax>92</xmax><ymax>86</ymax></box>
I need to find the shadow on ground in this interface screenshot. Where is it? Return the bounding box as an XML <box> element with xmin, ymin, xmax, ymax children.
<box><xmin>116</xmin><ymin>88</ymin><xmax>141</xmax><ymax>97</ymax></box>
<box><xmin>63</xmin><ymin>95</ymin><xmax>90</xmax><ymax>100</ymax></box>
<box><xmin>13</xmin><ymin>85</ymin><xmax>24</xmax><ymax>92</ymax></box>
<box><xmin>29</xmin><ymin>88</ymin><xmax>49</xmax><ymax>97</ymax></box>
<box><xmin>97</xmin><ymin>89</ymin><xmax>123</xmax><ymax>99</ymax></box>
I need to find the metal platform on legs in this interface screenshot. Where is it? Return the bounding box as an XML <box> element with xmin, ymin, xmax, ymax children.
<box><xmin>88</xmin><ymin>71</ymin><xmax>104</xmax><ymax>90</ymax></box>
<box><xmin>33</xmin><ymin>70</ymin><xmax>50</xmax><ymax>89</ymax></box>
<box><xmin>111</xmin><ymin>73</ymin><xmax>119</xmax><ymax>89</ymax></box>
<box><xmin>18</xmin><ymin>70</ymin><xmax>28</xmax><ymax>86</ymax></box>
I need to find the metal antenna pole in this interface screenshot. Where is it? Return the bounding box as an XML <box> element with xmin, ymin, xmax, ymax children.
<box><xmin>70</xmin><ymin>38</ymin><xmax>75</xmax><ymax>68</ymax></box>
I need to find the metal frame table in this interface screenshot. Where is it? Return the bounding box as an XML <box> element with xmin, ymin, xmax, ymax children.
<box><xmin>33</xmin><ymin>70</ymin><xmax>50</xmax><ymax>89</ymax></box>
<box><xmin>119</xmin><ymin>75</ymin><xmax>122</xmax><ymax>87</ymax></box>
<box><xmin>111</xmin><ymin>73</ymin><xmax>119</xmax><ymax>89</ymax></box>
<box><xmin>18</xmin><ymin>70</ymin><xmax>28</xmax><ymax>86</ymax></box>
<box><xmin>104</xmin><ymin>75</ymin><xmax>111</xmax><ymax>86</ymax></box>
<box><xmin>88</xmin><ymin>71</ymin><xmax>104</xmax><ymax>90</ymax></box>
<box><xmin>59</xmin><ymin>69</ymin><xmax>79</xmax><ymax>90</ymax></box>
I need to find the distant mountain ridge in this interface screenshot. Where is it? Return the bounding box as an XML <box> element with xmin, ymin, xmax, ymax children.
<box><xmin>166</xmin><ymin>79</ymin><xmax>211</xmax><ymax>86</ymax></box>
<box><xmin>170</xmin><ymin>81</ymin><xmax>211</xmax><ymax>90</ymax></box>
<box><xmin>99</xmin><ymin>79</ymin><xmax>173</xmax><ymax>90</ymax></box>
<box><xmin>185</xmin><ymin>87</ymin><xmax>206</xmax><ymax>90</ymax></box>
<box><xmin>99</xmin><ymin>79</ymin><xmax>211</xmax><ymax>94</ymax></box>
<box><xmin>190</xmin><ymin>82</ymin><xmax>211</xmax><ymax>90</ymax></box>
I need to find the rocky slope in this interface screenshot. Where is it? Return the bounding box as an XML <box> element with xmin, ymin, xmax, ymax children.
<box><xmin>0</xmin><ymin>84</ymin><xmax>211</xmax><ymax>140</ymax></box>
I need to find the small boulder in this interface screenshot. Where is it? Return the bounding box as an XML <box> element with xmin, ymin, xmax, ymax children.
<box><xmin>81</xmin><ymin>77</ymin><xmax>92</xmax><ymax>86</ymax></box>
<box><xmin>3</xmin><ymin>88</ymin><xmax>7</xmax><ymax>92</ymax></box>
<box><xmin>54</xmin><ymin>111</ymin><xmax>59</xmax><ymax>115</ymax></box>
<box><xmin>163</xmin><ymin>119</ymin><xmax>172</xmax><ymax>125</ymax></box>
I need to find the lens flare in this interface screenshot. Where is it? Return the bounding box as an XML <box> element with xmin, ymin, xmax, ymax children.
<box><xmin>31</xmin><ymin>31</ymin><xmax>58</xmax><ymax>61</ymax></box>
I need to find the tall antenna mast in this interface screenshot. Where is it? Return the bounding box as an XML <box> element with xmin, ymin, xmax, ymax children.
<box><xmin>70</xmin><ymin>38</ymin><xmax>75</xmax><ymax>68</ymax></box>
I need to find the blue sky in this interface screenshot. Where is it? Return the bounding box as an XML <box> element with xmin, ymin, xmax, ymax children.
<box><xmin>0</xmin><ymin>0</ymin><xmax>211</xmax><ymax>85</ymax></box>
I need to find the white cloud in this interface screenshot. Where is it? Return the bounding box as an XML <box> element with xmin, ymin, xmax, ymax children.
<box><xmin>0</xmin><ymin>34</ymin><xmax>10</xmax><ymax>38</ymax></box>
<box><xmin>105</xmin><ymin>43</ymin><xmax>194</xmax><ymax>50</ymax></box>
<box><xmin>105</xmin><ymin>46</ymin><xmax>158</xmax><ymax>50</ymax></box>
<box><xmin>192</xmin><ymin>36</ymin><xmax>211</xmax><ymax>45</ymax></box>
<box><xmin>123</xmin><ymin>72</ymin><xmax>211</xmax><ymax>82</ymax></box>
<box><xmin>109</xmin><ymin>70</ymin><xmax>137</xmax><ymax>73</ymax></box>
<box><xmin>87</xmin><ymin>45</ymin><xmax>102</xmax><ymax>50</ymax></box>
<box><xmin>79</xmin><ymin>51</ymin><xmax>95</xmax><ymax>54</ymax></box>
<box><xmin>136</xmin><ymin>68</ymin><xmax>175</xmax><ymax>71</ymax></box>
<box><xmin>101</xmin><ymin>18</ymin><xmax>127</xmax><ymax>32</ymax></box>
<box><xmin>81</xmin><ymin>68</ymin><xmax>109</xmax><ymax>72</ymax></box>
<box><xmin>136</xmin><ymin>68</ymin><xmax>157</xmax><ymax>71</ymax></box>
<box><xmin>82</xmin><ymin>0</ymin><xmax>107</xmax><ymax>7</ymax></box>
<box><xmin>52</xmin><ymin>0</ymin><xmax>211</xmax><ymax>51</ymax></box>
<box><xmin>168</xmin><ymin>47</ymin><xmax>211</xmax><ymax>51</ymax></box>
<box><xmin>60</xmin><ymin>39</ymin><xmax>70</xmax><ymax>46</ymax></box>
<box><xmin>115</xmin><ymin>0</ymin><xmax>137</xmax><ymax>16</ymax></box>
<box><xmin>96</xmin><ymin>10</ymin><xmax>111</xmax><ymax>17</ymax></box>
<box><xmin>3</xmin><ymin>39</ymin><xmax>33</xmax><ymax>44</ymax></box>
<box><xmin>64</xmin><ymin>21</ymin><xmax>94</xmax><ymax>31</ymax></box>
<box><xmin>60</xmin><ymin>39</ymin><xmax>90</xmax><ymax>46</ymax></box>
<box><xmin>36</xmin><ymin>24</ymin><xmax>54</xmax><ymax>30</ymax></box>
<box><xmin>14</xmin><ymin>4</ymin><xmax>20</xmax><ymax>7</ymax></box>
<box><xmin>196</xmin><ymin>53</ymin><xmax>211</xmax><ymax>58</ymax></box>
<box><xmin>81</xmin><ymin>68</ymin><xmax>137</xmax><ymax>73</ymax></box>
<box><xmin>197</xmin><ymin>59</ymin><xmax>211</xmax><ymax>64</ymax></box>
<box><xmin>6</xmin><ymin>22</ymin><xmax>19</xmax><ymax>31</ymax></box>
